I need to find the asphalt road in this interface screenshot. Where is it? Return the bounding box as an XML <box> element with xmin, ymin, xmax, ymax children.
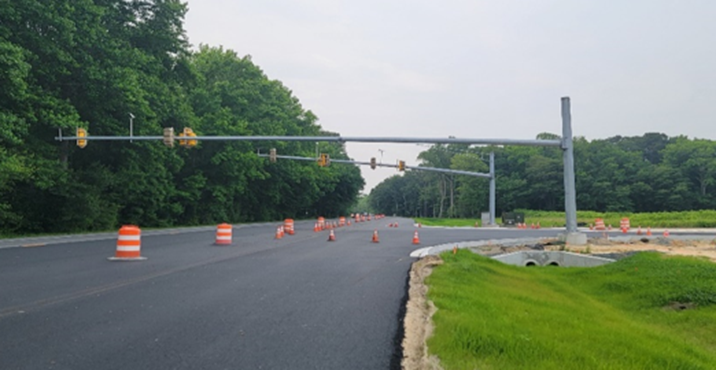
<box><xmin>2</xmin><ymin>220</ymin><xmax>707</xmax><ymax>370</ymax></box>
<box><xmin>0</xmin><ymin>217</ymin><xmax>540</xmax><ymax>370</ymax></box>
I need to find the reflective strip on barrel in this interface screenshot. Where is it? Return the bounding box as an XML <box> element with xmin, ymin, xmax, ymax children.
<box><xmin>116</xmin><ymin>226</ymin><xmax>141</xmax><ymax>258</ymax></box>
<box><xmin>216</xmin><ymin>223</ymin><xmax>232</xmax><ymax>245</ymax></box>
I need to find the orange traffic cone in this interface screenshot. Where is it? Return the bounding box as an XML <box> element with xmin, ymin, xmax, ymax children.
<box><xmin>275</xmin><ymin>227</ymin><xmax>283</xmax><ymax>239</ymax></box>
<box><xmin>215</xmin><ymin>223</ymin><xmax>232</xmax><ymax>245</ymax></box>
<box><xmin>530</xmin><ymin>223</ymin><xmax>535</xmax><ymax>229</ymax></box>
<box><xmin>313</xmin><ymin>222</ymin><xmax>319</xmax><ymax>232</ymax></box>
<box><xmin>372</xmin><ymin>230</ymin><xmax>380</xmax><ymax>243</ymax></box>
<box><xmin>637</xmin><ymin>226</ymin><xmax>642</xmax><ymax>235</ymax></box>
<box><xmin>452</xmin><ymin>246</ymin><xmax>458</xmax><ymax>255</ymax></box>
<box><xmin>646</xmin><ymin>227</ymin><xmax>652</xmax><ymax>236</ymax></box>
<box><xmin>395</xmin><ymin>222</ymin><xmax>399</xmax><ymax>228</ymax></box>
<box><xmin>328</xmin><ymin>230</ymin><xmax>336</xmax><ymax>242</ymax></box>
<box><xmin>589</xmin><ymin>223</ymin><xmax>594</xmax><ymax>230</ymax></box>
<box><xmin>663</xmin><ymin>229</ymin><xmax>670</xmax><ymax>237</ymax></box>
<box><xmin>108</xmin><ymin>225</ymin><xmax>146</xmax><ymax>261</ymax></box>
<box><xmin>412</xmin><ymin>230</ymin><xmax>420</xmax><ymax>245</ymax></box>
<box><xmin>536</xmin><ymin>222</ymin><xmax>541</xmax><ymax>229</ymax></box>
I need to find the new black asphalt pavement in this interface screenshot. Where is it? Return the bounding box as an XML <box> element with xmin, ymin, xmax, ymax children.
<box><xmin>0</xmin><ymin>219</ymin><xmax>599</xmax><ymax>369</ymax></box>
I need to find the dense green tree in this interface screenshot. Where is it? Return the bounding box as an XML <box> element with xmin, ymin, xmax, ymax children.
<box><xmin>0</xmin><ymin>1</ymin><xmax>364</xmax><ymax>235</ymax></box>
<box><xmin>369</xmin><ymin>133</ymin><xmax>716</xmax><ymax>217</ymax></box>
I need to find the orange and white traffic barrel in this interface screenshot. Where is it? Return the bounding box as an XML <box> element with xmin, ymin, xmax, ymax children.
<box><xmin>284</xmin><ymin>219</ymin><xmax>295</xmax><ymax>235</ymax></box>
<box><xmin>318</xmin><ymin>217</ymin><xmax>326</xmax><ymax>230</ymax></box>
<box><xmin>108</xmin><ymin>225</ymin><xmax>146</xmax><ymax>261</ymax></box>
<box><xmin>215</xmin><ymin>223</ymin><xmax>232</xmax><ymax>245</ymax></box>
<box><xmin>594</xmin><ymin>218</ymin><xmax>606</xmax><ymax>231</ymax></box>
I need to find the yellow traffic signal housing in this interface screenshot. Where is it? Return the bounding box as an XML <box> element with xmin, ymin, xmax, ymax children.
<box><xmin>163</xmin><ymin>127</ymin><xmax>174</xmax><ymax>147</ymax></box>
<box><xmin>318</xmin><ymin>153</ymin><xmax>330</xmax><ymax>167</ymax></box>
<box><xmin>178</xmin><ymin>132</ymin><xmax>186</xmax><ymax>147</ymax></box>
<box><xmin>269</xmin><ymin>148</ymin><xmax>277</xmax><ymax>163</ymax></box>
<box><xmin>370</xmin><ymin>157</ymin><xmax>376</xmax><ymax>170</ymax></box>
<box><xmin>184</xmin><ymin>127</ymin><xmax>197</xmax><ymax>147</ymax></box>
<box><xmin>76</xmin><ymin>128</ymin><xmax>88</xmax><ymax>148</ymax></box>
<box><xmin>398</xmin><ymin>160</ymin><xmax>405</xmax><ymax>171</ymax></box>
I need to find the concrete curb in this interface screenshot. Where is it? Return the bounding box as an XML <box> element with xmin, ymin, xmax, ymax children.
<box><xmin>410</xmin><ymin>237</ymin><xmax>549</xmax><ymax>258</ymax></box>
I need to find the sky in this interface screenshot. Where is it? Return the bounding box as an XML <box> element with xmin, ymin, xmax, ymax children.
<box><xmin>183</xmin><ymin>0</ymin><xmax>716</xmax><ymax>193</ymax></box>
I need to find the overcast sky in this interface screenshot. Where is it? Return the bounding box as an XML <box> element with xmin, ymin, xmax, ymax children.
<box><xmin>183</xmin><ymin>0</ymin><xmax>716</xmax><ymax>193</ymax></box>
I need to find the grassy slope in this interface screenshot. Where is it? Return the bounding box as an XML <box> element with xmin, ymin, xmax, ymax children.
<box><xmin>427</xmin><ymin>251</ymin><xmax>716</xmax><ymax>370</ymax></box>
<box><xmin>416</xmin><ymin>210</ymin><xmax>716</xmax><ymax>228</ymax></box>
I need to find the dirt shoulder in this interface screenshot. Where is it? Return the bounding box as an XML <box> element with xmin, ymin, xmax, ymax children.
<box><xmin>401</xmin><ymin>255</ymin><xmax>444</xmax><ymax>370</ymax></box>
<box><xmin>560</xmin><ymin>238</ymin><xmax>716</xmax><ymax>262</ymax></box>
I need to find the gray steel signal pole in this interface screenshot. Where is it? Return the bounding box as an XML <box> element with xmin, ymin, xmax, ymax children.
<box><xmin>489</xmin><ymin>151</ymin><xmax>496</xmax><ymax>226</ymax></box>
<box><xmin>561</xmin><ymin>97</ymin><xmax>584</xmax><ymax>243</ymax></box>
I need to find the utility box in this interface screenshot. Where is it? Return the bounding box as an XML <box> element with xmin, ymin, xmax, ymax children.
<box><xmin>501</xmin><ymin>212</ymin><xmax>525</xmax><ymax>226</ymax></box>
<box><xmin>481</xmin><ymin>212</ymin><xmax>491</xmax><ymax>227</ymax></box>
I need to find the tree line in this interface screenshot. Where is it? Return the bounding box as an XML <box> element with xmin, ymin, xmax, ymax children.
<box><xmin>0</xmin><ymin>1</ymin><xmax>364</xmax><ymax>235</ymax></box>
<box><xmin>368</xmin><ymin>133</ymin><xmax>716</xmax><ymax>218</ymax></box>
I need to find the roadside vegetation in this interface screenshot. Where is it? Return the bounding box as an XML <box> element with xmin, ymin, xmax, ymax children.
<box><xmin>369</xmin><ymin>135</ymin><xmax>716</xmax><ymax>221</ymax></box>
<box><xmin>427</xmin><ymin>250</ymin><xmax>716</xmax><ymax>369</ymax></box>
<box><xmin>415</xmin><ymin>209</ymin><xmax>716</xmax><ymax>228</ymax></box>
<box><xmin>0</xmin><ymin>2</ymin><xmax>363</xmax><ymax>236</ymax></box>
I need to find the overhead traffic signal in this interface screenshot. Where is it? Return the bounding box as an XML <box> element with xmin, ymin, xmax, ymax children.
<box><xmin>178</xmin><ymin>127</ymin><xmax>197</xmax><ymax>148</ymax></box>
<box><xmin>370</xmin><ymin>157</ymin><xmax>376</xmax><ymax>169</ymax></box>
<box><xmin>163</xmin><ymin>127</ymin><xmax>174</xmax><ymax>147</ymax></box>
<box><xmin>76</xmin><ymin>128</ymin><xmax>87</xmax><ymax>148</ymax></box>
<box><xmin>185</xmin><ymin>127</ymin><xmax>197</xmax><ymax>147</ymax></box>
<box><xmin>269</xmin><ymin>148</ymin><xmax>277</xmax><ymax>163</ymax></box>
<box><xmin>398</xmin><ymin>160</ymin><xmax>405</xmax><ymax>171</ymax></box>
<box><xmin>318</xmin><ymin>153</ymin><xmax>330</xmax><ymax>167</ymax></box>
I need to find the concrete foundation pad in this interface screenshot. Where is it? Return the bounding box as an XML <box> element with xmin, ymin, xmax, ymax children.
<box><xmin>560</xmin><ymin>232</ymin><xmax>588</xmax><ymax>245</ymax></box>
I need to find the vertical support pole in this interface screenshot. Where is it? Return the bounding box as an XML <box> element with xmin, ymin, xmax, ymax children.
<box><xmin>562</xmin><ymin>97</ymin><xmax>578</xmax><ymax>233</ymax></box>
<box><xmin>129</xmin><ymin>113</ymin><xmax>134</xmax><ymax>143</ymax></box>
<box><xmin>489</xmin><ymin>151</ymin><xmax>496</xmax><ymax>226</ymax></box>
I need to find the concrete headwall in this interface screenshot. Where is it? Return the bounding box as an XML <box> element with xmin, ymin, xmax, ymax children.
<box><xmin>492</xmin><ymin>251</ymin><xmax>615</xmax><ymax>267</ymax></box>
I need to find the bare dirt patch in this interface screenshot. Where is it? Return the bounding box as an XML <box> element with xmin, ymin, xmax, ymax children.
<box><xmin>558</xmin><ymin>238</ymin><xmax>716</xmax><ymax>262</ymax></box>
<box><xmin>401</xmin><ymin>255</ymin><xmax>444</xmax><ymax>370</ymax></box>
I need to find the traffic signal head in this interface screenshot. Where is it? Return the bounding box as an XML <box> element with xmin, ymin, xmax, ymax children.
<box><xmin>269</xmin><ymin>148</ymin><xmax>277</xmax><ymax>163</ymax></box>
<box><xmin>398</xmin><ymin>160</ymin><xmax>405</xmax><ymax>171</ymax></box>
<box><xmin>163</xmin><ymin>127</ymin><xmax>174</xmax><ymax>147</ymax></box>
<box><xmin>184</xmin><ymin>127</ymin><xmax>197</xmax><ymax>147</ymax></box>
<box><xmin>76</xmin><ymin>128</ymin><xmax>87</xmax><ymax>148</ymax></box>
<box><xmin>318</xmin><ymin>153</ymin><xmax>330</xmax><ymax>167</ymax></box>
<box><xmin>370</xmin><ymin>157</ymin><xmax>376</xmax><ymax>169</ymax></box>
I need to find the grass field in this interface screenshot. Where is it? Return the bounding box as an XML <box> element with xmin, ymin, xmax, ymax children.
<box><xmin>426</xmin><ymin>251</ymin><xmax>716</xmax><ymax>369</ymax></box>
<box><xmin>415</xmin><ymin>209</ymin><xmax>716</xmax><ymax>228</ymax></box>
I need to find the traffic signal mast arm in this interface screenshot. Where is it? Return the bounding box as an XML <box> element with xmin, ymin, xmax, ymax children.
<box><xmin>55</xmin><ymin>134</ymin><xmax>562</xmax><ymax>147</ymax></box>
<box><xmin>258</xmin><ymin>153</ymin><xmax>491</xmax><ymax>178</ymax></box>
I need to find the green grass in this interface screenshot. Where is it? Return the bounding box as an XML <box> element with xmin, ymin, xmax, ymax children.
<box><xmin>521</xmin><ymin>209</ymin><xmax>716</xmax><ymax>228</ymax></box>
<box><xmin>427</xmin><ymin>251</ymin><xmax>716</xmax><ymax>369</ymax></box>
<box><xmin>416</xmin><ymin>210</ymin><xmax>716</xmax><ymax>228</ymax></box>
